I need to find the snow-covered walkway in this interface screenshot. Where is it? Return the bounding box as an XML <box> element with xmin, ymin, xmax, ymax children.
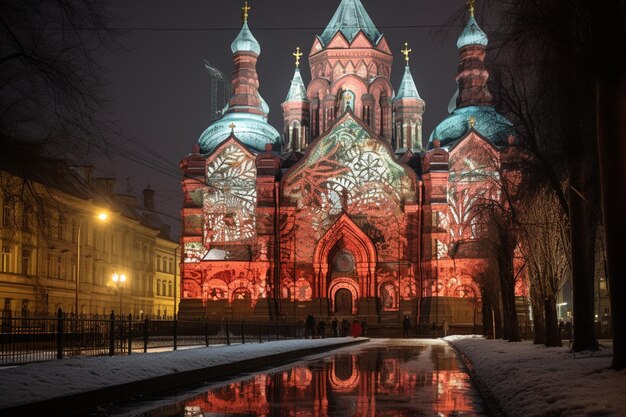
<box><xmin>446</xmin><ymin>335</ymin><xmax>624</xmax><ymax>417</ymax></box>
<box><xmin>0</xmin><ymin>337</ymin><xmax>368</xmax><ymax>416</ymax></box>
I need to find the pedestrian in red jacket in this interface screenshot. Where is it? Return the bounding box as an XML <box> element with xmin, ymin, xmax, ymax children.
<box><xmin>350</xmin><ymin>320</ymin><xmax>362</xmax><ymax>338</ymax></box>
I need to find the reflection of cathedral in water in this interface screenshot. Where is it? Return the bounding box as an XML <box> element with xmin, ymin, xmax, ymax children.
<box><xmin>183</xmin><ymin>344</ymin><xmax>481</xmax><ymax>416</ymax></box>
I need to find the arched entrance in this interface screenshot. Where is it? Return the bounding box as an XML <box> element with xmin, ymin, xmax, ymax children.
<box><xmin>335</xmin><ymin>288</ymin><xmax>352</xmax><ymax>314</ymax></box>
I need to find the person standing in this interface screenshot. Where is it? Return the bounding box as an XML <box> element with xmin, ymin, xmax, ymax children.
<box><xmin>341</xmin><ymin>318</ymin><xmax>350</xmax><ymax>337</ymax></box>
<box><xmin>305</xmin><ymin>314</ymin><xmax>316</xmax><ymax>339</ymax></box>
<box><xmin>317</xmin><ymin>319</ymin><xmax>326</xmax><ymax>338</ymax></box>
<box><xmin>442</xmin><ymin>320</ymin><xmax>450</xmax><ymax>337</ymax></box>
<box><xmin>331</xmin><ymin>317</ymin><xmax>339</xmax><ymax>337</ymax></box>
<box><xmin>350</xmin><ymin>319</ymin><xmax>362</xmax><ymax>338</ymax></box>
<box><xmin>402</xmin><ymin>316</ymin><xmax>411</xmax><ymax>338</ymax></box>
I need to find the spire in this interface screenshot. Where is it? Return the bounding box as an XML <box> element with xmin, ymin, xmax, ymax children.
<box><xmin>319</xmin><ymin>0</ymin><xmax>381</xmax><ymax>46</ymax></box>
<box><xmin>395</xmin><ymin>64</ymin><xmax>421</xmax><ymax>101</ymax></box>
<box><xmin>197</xmin><ymin>0</ymin><xmax>280</xmax><ymax>154</ymax></box>
<box><xmin>285</xmin><ymin>67</ymin><xmax>307</xmax><ymax>102</ymax></box>
<box><xmin>394</xmin><ymin>43</ymin><xmax>421</xmax><ymax>101</ymax></box>
<box><xmin>455</xmin><ymin>3</ymin><xmax>492</xmax><ymax>108</ymax></box>
<box><xmin>457</xmin><ymin>1</ymin><xmax>488</xmax><ymax>49</ymax></box>
<box><xmin>231</xmin><ymin>1</ymin><xmax>260</xmax><ymax>55</ymax></box>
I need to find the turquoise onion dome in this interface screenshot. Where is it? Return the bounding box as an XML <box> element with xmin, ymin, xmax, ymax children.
<box><xmin>231</xmin><ymin>22</ymin><xmax>261</xmax><ymax>55</ymax></box>
<box><xmin>394</xmin><ymin>64</ymin><xmax>421</xmax><ymax>101</ymax></box>
<box><xmin>428</xmin><ymin>106</ymin><xmax>513</xmax><ymax>149</ymax></box>
<box><xmin>198</xmin><ymin>113</ymin><xmax>280</xmax><ymax>153</ymax></box>
<box><xmin>456</xmin><ymin>15</ymin><xmax>488</xmax><ymax>49</ymax></box>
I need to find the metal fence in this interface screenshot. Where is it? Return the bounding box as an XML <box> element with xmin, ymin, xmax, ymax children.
<box><xmin>0</xmin><ymin>308</ymin><xmax>303</xmax><ymax>366</ymax></box>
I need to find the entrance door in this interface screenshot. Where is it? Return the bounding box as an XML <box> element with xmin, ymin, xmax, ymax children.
<box><xmin>335</xmin><ymin>288</ymin><xmax>353</xmax><ymax>314</ymax></box>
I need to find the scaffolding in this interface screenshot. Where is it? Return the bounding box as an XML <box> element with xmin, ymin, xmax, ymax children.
<box><xmin>204</xmin><ymin>60</ymin><xmax>230</xmax><ymax>123</ymax></box>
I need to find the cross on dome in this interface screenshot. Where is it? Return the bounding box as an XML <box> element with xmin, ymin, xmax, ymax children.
<box><xmin>293</xmin><ymin>47</ymin><xmax>302</xmax><ymax>68</ymax></box>
<box><xmin>401</xmin><ymin>42</ymin><xmax>412</xmax><ymax>63</ymax></box>
<box><xmin>229</xmin><ymin>123</ymin><xmax>236</xmax><ymax>133</ymax></box>
<box><xmin>466</xmin><ymin>0</ymin><xmax>475</xmax><ymax>17</ymax></box>
<box><xmin>242</xmin><ymin>1</ymin><xmax>251</xmax><ymax>23</ymax></box>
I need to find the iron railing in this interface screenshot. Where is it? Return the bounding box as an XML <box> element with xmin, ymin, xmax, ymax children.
<box><xmin>0</xmin><ymin>308</ymin><xmax>304</xmax><ymax>366</ymax></box>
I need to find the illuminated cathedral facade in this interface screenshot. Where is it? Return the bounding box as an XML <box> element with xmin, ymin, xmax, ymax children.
<box><xmin>179</xmin><ymin>0</ymin><xmax>522</xmax><ymax>330</ymax></box>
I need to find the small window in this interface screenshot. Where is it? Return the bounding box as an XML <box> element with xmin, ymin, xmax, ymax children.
<box><xmin>2</xmin><ymin>200</ymin><xmax>11</xmax><ymax>227</ymax></box>
<box><xmin>157</xmin><ymin>256</ymin><xmax>162</xmax><ymax>272</ymax></box>
<box><xmin>57</xmin><ymin>216</ymin><xmax>65</xmax><ymax>240</ymax></box>
<box><xmin>1</xmin><ymin>246</ymin><xmax>11</xmax><ymax>273</ymax></box>
<box><xmin>156</xmin><ymin>280</ymin><xmax>161</xmax><ymax>295</ymax></box>
<box><xmin>56</xmin><ymin>256</ymin><xmax>62</xmax><ymax>278</ymax></box>
<box><xmin>22</xmin><ymin>207</ymin><xmax>32</xmax><ymax>231</ymax></box>
<box><xmin>21</xmin><ymin>248</ymin><xmax>31</xmax><ymax>275</ymax></box>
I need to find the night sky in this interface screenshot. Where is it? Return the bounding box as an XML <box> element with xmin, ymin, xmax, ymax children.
<box><xmin>96</xmin><ymin>0</ymin><xmax>487</xmax><ymax>235</ymax></box>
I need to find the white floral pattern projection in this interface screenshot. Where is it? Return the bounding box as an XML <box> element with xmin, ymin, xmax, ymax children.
<box><xmin>203</xmin><ymin>144</ymin><xmax>257</xmax><ymax>243</ymax></box>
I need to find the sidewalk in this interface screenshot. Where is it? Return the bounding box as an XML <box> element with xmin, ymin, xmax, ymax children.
<box><xmin>446</xmin><ymin>335</ymin><xmax>624</xmax><ymax>417</ymax></box>
<box><xmin>0</xmin><ymin>337</ymin><xmax>369</xmax><ymax>417</ymax></box>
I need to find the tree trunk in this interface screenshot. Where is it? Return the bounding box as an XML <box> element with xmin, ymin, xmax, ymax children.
<box><xmin>498</xmin><ymin>230</ymin><xmax>521</xmax><ymax>342</ymax></box>
<box><xmin>568</xmin><ymin>160</ymin><xmax>599</xmax><ymax>352</ymax></box>
<box><xmin>596</xmin><ymin>72</ymin><xmax>626</xmax><ymax>369</ymax></box>
<box><xmin>531</xmin><ymin>285</ymin><xmax>546</xmax><ymax>345</ymax></box>
<box><xmin>544</xmin><ymin>295</ymin><xmax>562</xmax><ymax>347</ymax></box>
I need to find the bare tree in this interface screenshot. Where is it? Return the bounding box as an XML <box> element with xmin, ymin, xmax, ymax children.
<box><xmin>519</xmin><ymin>186</ymin><xmax>571</xmax><ymax>347</ymax></box>
<box><xmin>484</xmin><ymin>0</ymin><xmax>626</xmax><ymax>357</ymax></box>
<box><xmin>0</xmin><ymin>0</ymin><xmax>122</xmax><ymax>158</ymax></box>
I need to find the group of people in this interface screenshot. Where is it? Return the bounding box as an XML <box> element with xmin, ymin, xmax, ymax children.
<box><xmin>304</xmin><ymin>314</ymin><xmax>365</xmax><ymax>338</ymax></box>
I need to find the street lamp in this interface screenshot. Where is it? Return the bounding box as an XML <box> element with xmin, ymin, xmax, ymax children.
<box><xmin>75</xmin><ymin>211</ymin><xmax>109</xmax><ymax>316</ymax></box>
<box><xmin>112</xmin><ymin>272</ymin><xmax>127</xmax><ymax>315</ymax></box>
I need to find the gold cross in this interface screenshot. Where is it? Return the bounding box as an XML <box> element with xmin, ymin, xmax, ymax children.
<box><xmin>293</xmin><ymin>47</ymin><xmax>302</xmax><ymax>68</ymax></box>
<box><xmin>469</xmin><ymin>116</ymin><xmax>476</xmax><ymax>128</ymax></box>
<box><xmin>229</xmin><ymin>123</ymin><xmax>236</xmax><ymax>133</ymax></box>
<box><xmin>242</xmin><ymin>1</ymin><xmax>251</xmax><ymax>23</ymax></box>
<box><xmin>401</xmin><ymin>42</ymin><xmax>412</xmax><ymax>63</ymax></box>
<box><xmin>466</xmin><ymin>0</ymin><xmax>475</xmax><ymax>17</ymax></box>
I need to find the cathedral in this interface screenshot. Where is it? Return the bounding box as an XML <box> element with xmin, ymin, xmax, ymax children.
<box><xmin>179</xmin><ymin>0</ymin><xmax>522</xmax><ymax>331</ymax></box>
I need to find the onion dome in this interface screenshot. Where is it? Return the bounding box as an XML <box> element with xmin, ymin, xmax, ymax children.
<box><xmin>320</xmin><ymin>0</ymin><xmax>381</xmax><ymax>46</ymax></box>
<box><xmin>428</xmin><ymin>106</ymin><xmax>513</xmax><ymax>149</ymax></box>
<box><xmin>285</xmin><ymin>68</ymin><xmax>308</xmax><ymax>102</ymax></box>
<box><xmin>394</xmin><ymin>64</ymin><xmax>421</xmax><ymax>101</ymax></box>
<box><xmin>198</xmin><ymin>113</ymin><xmax>280</xmax><ymax>153</ymax></box>
<box><xmin>231</xmin><ymin>22</ymin><xmax>261</xmax><ymax>55</ymax></box>
<box><xmin>456</xmin><ymin>15</ymin><xmax>488</xmax><ymax>49</ymax></box>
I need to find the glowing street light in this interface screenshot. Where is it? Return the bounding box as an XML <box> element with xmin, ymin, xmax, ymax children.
<box><xmin>75</xmin><ymin>211</ymin><xmax>109</xmax><ymax>316</ymax></box>
<box><xmin>112</xmin><ymin>272</ymin><xmax>127</xmax><ymax>315</ymax></box>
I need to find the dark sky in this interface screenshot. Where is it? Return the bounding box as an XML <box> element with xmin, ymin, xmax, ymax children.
<box><xmin>96</xmin><ymin>0</ymin><xmax>484</xmax><ymax>237</ymax></box>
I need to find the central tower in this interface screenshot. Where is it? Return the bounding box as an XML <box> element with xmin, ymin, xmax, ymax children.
<box><xmin>300</xmin><ymin>0</ymin><xmax>394</xmax><ymax>144</ymax></box>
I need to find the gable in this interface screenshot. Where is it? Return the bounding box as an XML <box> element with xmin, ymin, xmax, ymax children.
<box><xmin>326</xmin><ymin>31</ymin><xmax>351</xmax><ymax>49</ymax></box>
<box><xmin>376</xmin><ymin>36</ymin><xmax>391</xmax><ymax>54</ymax></box>
<box><xmin>350</xmin><ymin>31</ymin><xmax>374</xmax><ymax>49</ymax></box>
<box><xmin>282</xmin><ymin>112</ymin><xmax>417</xmax><ymax>210</ymax></box>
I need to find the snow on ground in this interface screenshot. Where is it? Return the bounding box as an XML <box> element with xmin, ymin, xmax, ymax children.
<box><xmin>0</xmin><ymin>338</ymin><xmax>364</xmax><ymax>410</ymax></box>
<box><xmin>445</xmin><ymin>335</ymin><xmax>626</xmax><ymax>417</ymax></box>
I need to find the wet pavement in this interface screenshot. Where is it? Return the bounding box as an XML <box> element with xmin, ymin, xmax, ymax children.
<box><xmin>107</xmin><ymin>339</ymin><xmax>486</xmax><ymax>417</ymax></box>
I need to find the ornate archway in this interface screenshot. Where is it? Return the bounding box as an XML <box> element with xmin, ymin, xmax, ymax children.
<box><xmin>329</xmin><ymin>277</ymin><xmax>360</xmax><ymax>315</ymax></box>
<box><xmin>313</xmin><ymin>213</ymin><xmax>377</xmax><ymax>299</ymax></box>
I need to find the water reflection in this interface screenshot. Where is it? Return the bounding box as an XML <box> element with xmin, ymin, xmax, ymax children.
<box><xmin>180</xmin><ymin>340</ymin><xmax>483</xmax><ymax>417</ymax></box>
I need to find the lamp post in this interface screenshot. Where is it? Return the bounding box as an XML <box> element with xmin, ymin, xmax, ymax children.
<box><xmin>75</xmin><ymin>212</ymin><xmax>108</xmax><ymax>316</ymax></box>
<box><xmin>112</xmin><ymin>272</ymin><xmax>127</xmax><ymax>315</ymax></box>
<box><xmin>173</xmin><ymin>244</ymin><xmax>180</xmax><ymax>319</ymax></box>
